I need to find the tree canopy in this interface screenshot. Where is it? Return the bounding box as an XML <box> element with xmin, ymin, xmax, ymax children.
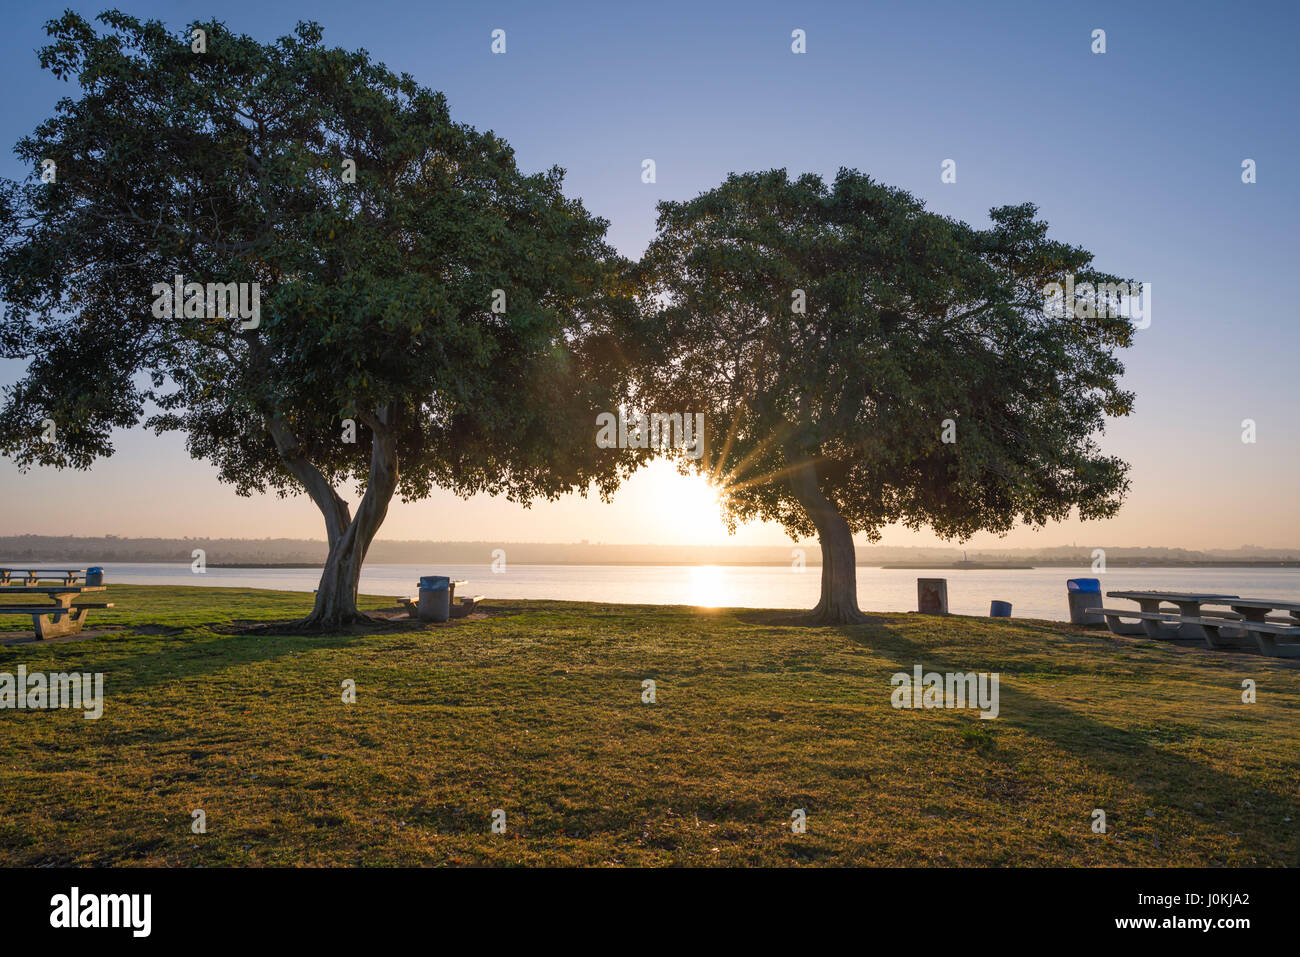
<box><xmin>0</xmin><ymin>12</ymin><xmax>638</xmax><ymax>626</ymax></box>
<box><xmin>635</xmin><ymin>168</ymin><xmax>1135</xmax><ymax>623</ymax></box>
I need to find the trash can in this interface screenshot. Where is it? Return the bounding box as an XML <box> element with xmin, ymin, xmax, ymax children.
<box><xmin>418</xmin><ymin>575</ymin><xmax>451</xmax><ymax>623</ymax></box>
<box><xmin>917</xmin><ymin>578</ymin><xmax>948</xmax><ymax>615</ymax></box>
<box><xmin>989</xmin><ymin>600</ymin><xmax>1012</xmax><ymax>618</ymax></box>
<box><xmin>1066</xmin><ymin>578</ymin><xmax>1103</xmax><ymax>625</ymax></box>
<box><xmin>85</xmin><ymin>566</ymin><xmax>104</xmax><ymax>587</ymax></box>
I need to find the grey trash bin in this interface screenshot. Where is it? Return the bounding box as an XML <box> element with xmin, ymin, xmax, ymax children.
<box><xmin>418</xmin><ymin>575</ymin><xmax>451</xmax><ymax>623</ymax></box>
<box><xmin>1066</xmin><ymin>578</ymin><xmax>1104</xmax><ymax>625</ymax></box>
<box><xmin>85</xmin><ymin>566</ymin><xmax>104</xmax><ymax>587</ymax></box>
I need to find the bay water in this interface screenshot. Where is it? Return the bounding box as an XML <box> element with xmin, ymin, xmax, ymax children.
<box><xmin>76</xmin><ymin>562</ymin><xmax>1300</xmax><ymax>622</ymax></box>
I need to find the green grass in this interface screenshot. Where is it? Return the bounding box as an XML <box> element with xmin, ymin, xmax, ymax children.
<box><xmin>1</xmin><ymin>584</ymin><xmax>1297</xmax><ymax>866</ymax></box>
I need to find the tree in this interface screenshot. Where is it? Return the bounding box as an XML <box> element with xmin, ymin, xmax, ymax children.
<box><xmin>635</xmin><ymin>169</ymin><xmax>1135</xmax><ymax>624</ymax></box>
<box><xmin>0</xmin><ymin>12</ymin><xmax>638</xmax><ymax>628</ymax></box>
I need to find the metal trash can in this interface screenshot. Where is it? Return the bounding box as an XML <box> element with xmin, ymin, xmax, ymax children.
<box><xmin>418</xmin><ymin>575</ymin><xmax>451</xmax><ymax>623</ymax></box>
<box><xmin>85</xmin><ymin>566</ymin><xmax>104</xmax><ymax>586</ymax></box>
<box><xmin>989</xmin><ymin>600</ymin><xmax>1012</xmax><ymax>618</ymax></box>
<box><xmin>917</xmin><ymin>578</ymin><xmax>948</xmax><ymax>615</ymax></box>
<box><xmin>1066</xmin><ymin>578</ymin><xmax>1103</xmax><ymax>625</ymax></box>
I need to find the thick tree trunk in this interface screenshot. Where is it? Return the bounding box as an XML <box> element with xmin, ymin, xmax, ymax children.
<box><xmin>305</xmin><ymin>519</ymin><xmax>380</xmax><ymax>628</ymax></box>
<box><xmin>267</xmin><ymin>405</ymin><xmax>399</xmax><ymax>631</ymax></box>
<box><xmin>787</xmin><ymin>458</ymin><xmax>870</xmax><ymax>625</ymax></box>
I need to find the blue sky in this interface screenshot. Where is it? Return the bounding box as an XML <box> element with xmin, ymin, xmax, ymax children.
<box><xmin>0</xmin><ymin>0</ymin><xmax>1296</xmax><ymax>548</ymax></box>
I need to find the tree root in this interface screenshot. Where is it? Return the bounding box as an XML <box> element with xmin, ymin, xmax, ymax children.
<box><xmin>239</xmin><ymin>610</ymin><xmax>389</xmax><ymax>636</ymax></box>
<box><xmin>792</xmin><ymin>603</ymin><xmax>874</xmax><ymax>626</ymax></box>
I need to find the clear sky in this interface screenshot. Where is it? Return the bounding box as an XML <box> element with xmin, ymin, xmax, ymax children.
<box><xmin>1</xmin><ymin>0</ymin><xmax>1297</xmax><ymax>549</ymax></box>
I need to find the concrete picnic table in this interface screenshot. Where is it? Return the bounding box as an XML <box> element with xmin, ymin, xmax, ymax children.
<box><xmin>1092</xmin><ymin>591</ymin><xmax>1300</xmax><ymax>655</ymax></box>
<box><xmin>1206</xmin><ymin>597</ymin><xmax>1300</xmax><ymax>624</ymax></box>
<box><xmin>1179</xmin><ymin>597</ymin><xmax>1300</xmax><ymax>649</ymax></box>
<box><xmin>1105</xmin><ymin>591</ymin><xmax>1240</xmax><ymax>640</ymax></box>
<box><xmin>0</xmin><ymin>567</ymin><xmax>87</xmax><ymax>586</ymax></box>
<box><xmin>0</xmin><ymin>584</ymin><xmax>111</xmax><ymax>639</ymax></box>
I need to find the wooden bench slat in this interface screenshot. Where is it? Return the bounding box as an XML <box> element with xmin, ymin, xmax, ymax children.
<box><xmin>0</xmin><ymin>606</ymin><xmax>79</xmax><ymax>616</ymax></box>
<box><xmin>0</xmin><ymin>603</ymin><xmax>112</xmax><ymax>613</ymax></box>
<box><xmin>0</xmin><ymin>593</ymin><xmax>111</xmax><ymax>639</ymax></box>
<box><xmin>0</xmin><ymin>585</ymin><xmax>104</xmax><ymax>593</ymax></box>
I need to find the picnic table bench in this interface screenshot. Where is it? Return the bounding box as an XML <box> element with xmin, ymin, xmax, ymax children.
<box><xmin>0</xmin><ymin>567</ymin><xmax>88</xmax><ymax>586</ymax></box>
<box><xmin>1209</xmin><ymin>597</ymin><xmax>1300</xmax><ymax>624</ymax></box>
<box><xmin>1087</xmin><ymin>591</ymin><xmax>1300</xmax><ymax>657</ymax></box>
<box><xmin>1196</xmin><ymin>598</ymin><xmax>1300</xmax><ymax>657</ymax></box>
<box><xmin>1158</xmin><ymin>615</ymin><xmax>1300</xmax><ymax>658</ymax></box>
<box><xmin>0</xmin><ymin>585</ymin><xmax>113</xmax><ymax>639</ymax></box>
<box><xmin>1090</xmin><ymin>591</ymin><xmax>1240</xmax><ymax>640</ymax></box>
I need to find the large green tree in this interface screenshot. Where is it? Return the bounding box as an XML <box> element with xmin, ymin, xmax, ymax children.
<box><xmin>0</xmin><ymin>12</ymin><xmax>637</xmax><ymax>627</ymax></box>
<box><xmin>636</xmin><ymin>169</ymin><xmax>1135</xmax><ymax>624</ymax></box>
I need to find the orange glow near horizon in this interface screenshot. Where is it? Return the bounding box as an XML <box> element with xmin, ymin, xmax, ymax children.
<box><xmin>1</xmin><ymin>424</ymin><xmax>1297</xmax><ymax>550</ymax></box>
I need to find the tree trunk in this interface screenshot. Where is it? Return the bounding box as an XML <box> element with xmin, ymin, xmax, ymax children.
<box><xmin>787</xmin><ymin>458</ymin><xmax>870</xmax><ymax>625</ymax></box>
<box><xmin>305</xmin><ymin>517</ymin><xmax>381</xmax><ymax>628</ymax></box>
<box><xmin>267</xmin><ymin>405</ymin><xmax>399</xmax><ymax>631</ymax></box>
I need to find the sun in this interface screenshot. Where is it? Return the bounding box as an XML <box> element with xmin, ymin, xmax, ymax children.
<box><xmin>688</xmin><ymin>564</ymin><xmax>726</xmax><ymax>607</ymax></box>
<box><xmin>642</xmin><ymin>460</ymin><xmax>727</xmax><ymax>541</ymax></box>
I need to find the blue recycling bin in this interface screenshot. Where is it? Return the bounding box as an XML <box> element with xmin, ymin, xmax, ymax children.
<box><xmin>989</xmin><ymin>600</ymin><xmax>1012</xmax><ymax>618</ymax></box>
<box><xmin>85</xmin><ymin>566</ymin><xmax>104</xmax><ymax>586</ymax></box>
<box><xmin>1066</xmin><ymin>578</ymin><xmax>1103</xmax><ymax>625</ymax></box>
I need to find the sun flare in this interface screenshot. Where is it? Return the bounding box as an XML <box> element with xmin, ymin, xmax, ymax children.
<box><xmin>643</xmin><ymin>460</ymin><xmax>727</xmax><ymax>541</ymax></box>
<box><xmin>688</xmin><ymin>564</ymin><xmax>726</xmax><ymax>607</ymax></box>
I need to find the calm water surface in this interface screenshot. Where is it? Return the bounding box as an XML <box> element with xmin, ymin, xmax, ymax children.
<box><xmin>77</xmin><ymin>562</ymin><xmax>1300</xmax><ymax>622</ymax></box>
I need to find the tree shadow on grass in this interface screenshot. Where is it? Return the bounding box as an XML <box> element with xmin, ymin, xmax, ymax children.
<box><xmin>734</xmin><ymin>608</ymin><xmax>889</xmax><ymax>629</ymax></box>
<box><xmin>823</xmin><ymin>615</ymin><xmax>1298</xmax><ymax>843</ymax></box>
<box><xmin>226</xmin><ymin>603</ymin><xmax>522</xmax><ymax>634</ymax></box>
<box><xmin>0</xmin><ymin>628</ymin><xmax>370</xmax><ymax>697</ymax></box>
<box><xmin>0</xmin><ymin>603</ymin><xmax>528</xmax><ymax>698</ymax></box>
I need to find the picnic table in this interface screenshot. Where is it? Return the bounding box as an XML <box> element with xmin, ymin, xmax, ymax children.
<box><xmin>1210</xmin><ymin>597</ymin><xmax>1300</xmax><ymax>623</ymax></box>
<box><xmin>1100</xmin><ymin>591</ymin><xmax>1240</xmax><ymax>640</ymax></box>
<box><xmin>0</xmin><ymin>584</ymin><xmax>113</xmax><ymax>639</ymax></box>
<box><xmin>0</xmin><ymin>567</ymin><xmax>87</xmax><ymax>586</ymax></box>
<box><xmin>1192</xmin><ymin>597</ymin><xmax>1300</xmax><ymax>656</ymax></box>
<box><xmin>1088</xmin><ymin>590</ymin><xmax>1300</xmax><ymax>657</ymax></box>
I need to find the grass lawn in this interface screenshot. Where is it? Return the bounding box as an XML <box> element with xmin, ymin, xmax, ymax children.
<box><xmin>1</xmin><ymin>584</ymin><xmax>1296</xmax><ymax>866</ymax></box>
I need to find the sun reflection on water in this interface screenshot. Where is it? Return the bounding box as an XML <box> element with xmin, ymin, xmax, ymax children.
<box><xmin>688</xmin><ymin>564</ymin><xmax>726</xmax><ymax>607</ymax></box>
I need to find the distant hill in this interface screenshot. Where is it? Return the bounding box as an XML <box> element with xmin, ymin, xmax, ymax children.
<box><xmin>1</xmin><ymin>535</ymin><xmax>1297</xmax><ymax>567</ymax></box>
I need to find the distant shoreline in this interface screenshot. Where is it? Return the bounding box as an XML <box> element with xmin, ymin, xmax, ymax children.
<box><xmin>197</xmin><ymin>560</ymin><xmax>1300</xmax><ymax>569</ymax></box>
<box><xmin>881</xmin><ymin>563</ymin><xmax>1034</xmax><ymax>570</ymax></box>
<box><xmin>5</xmin><ymin>536</ymin><xmax>1297</xmax><ymax>569</ymax></box>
